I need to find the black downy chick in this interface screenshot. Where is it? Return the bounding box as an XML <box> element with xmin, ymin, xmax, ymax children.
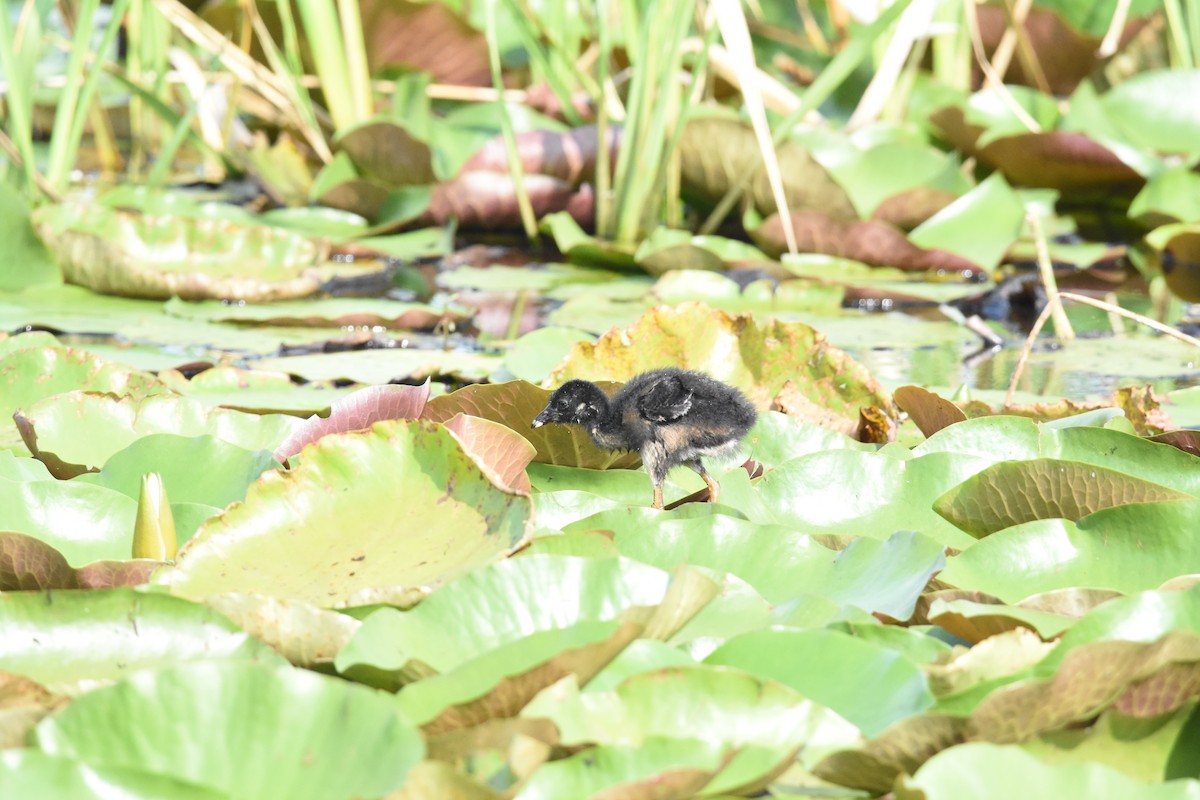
<box><xmin>532</xmin><ymin>368</ymin><xmax>757</xmax><ymax>509</ymax></box>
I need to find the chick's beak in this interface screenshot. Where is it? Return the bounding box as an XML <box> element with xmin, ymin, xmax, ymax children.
<box><xmin>531</xmin><ymin>408</ymin><xmax>549</xmax><ymax>428</ymax></box>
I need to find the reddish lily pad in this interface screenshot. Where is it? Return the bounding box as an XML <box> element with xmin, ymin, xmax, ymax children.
<box><xmin>275</xmin><ymin>382</ymin><xmax>431</xmax><ymax>462</ymax></box>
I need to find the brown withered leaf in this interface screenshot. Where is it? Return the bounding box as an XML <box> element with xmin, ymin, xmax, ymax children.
<box><xmin>338</xmin><ymin>120</ymin><xmax>437</xmax><ymax>186</ymax></box>
<box><xmin>425</xmin><ymin>717</ymin><xmax>559</xmax><ymax>763</ymax></box>
<box><xmin>360</xmin><ymin>0</ymin><xmax>489</xmax><ymax>85</ymax></box>
<box><xmin>871</xmin><ymin>186</ymin><xmax>959</xmax><ymax>230</ymax></box>
<box><xmin>1149</xmin><ymin>430</ymin><xmax>1200</xmax><ymax>458</ymax></box>
<box><xmin>316</xmin><ymin>178</ymin><xmax>391</xmax><ymax>221</ymax></box>
<box><xmin>752</xmin><ymin>212</ymin><xmax>986</xmax><ymax>274</ymax></box>
<box><xmin>419</xmin><ymin>619</ymin><xmax>643</xmax><ymax>736</ymax></box>
<box><xmin>419</xmin><ymin>172</ymin><xmax>595</xmax><ymax>231</ymax></box>
<box><xmin>968</xmin><ymin>631</ymin><xmax>1200</xmax><ymax>742</ymax></box>
<box><xmin>975</xmin><ymin>5</ymin><xmax>1148</xmax><ymax>96</ymax></box>
<box><xmin>932</xmin><ymin>107</ymin><xmax>1143</xmax><ymax>192</ymax></box>
<box><xmin>859</xmin><ymin>405</ymin><xmax>898</xmax><ymax>443</ymax></box>
<box><xmin>813</xmin><ymin>714</ymin><xmax>969</xmax><ymax>794</ymax></box>
<box><xmin>0</xmin><ymin>671</ymin><xmax>68</xmax><ymax>748</ymax></box>
<box><xmin>895</xmin><ymin>385</ymin><xmax>968</xmax><ymax>437</ymax></box>
<box><xmin>678</xmin><ymin>116</ymin><xmax>857</xmax><ymax>220</ymax></box>
<box><xmin>422</xmin><ymin>382</ymin><xmax>640</xmax><ymax>470</ymax></box>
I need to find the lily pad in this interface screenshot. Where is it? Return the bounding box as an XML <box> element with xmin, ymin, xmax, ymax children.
<box><xmin>422</xmin><ymin>381</ymin><xmax>641</xmax><ymax>469</ymax></box>
<box><xmin>940</xmin><ymin>500</ymin><xmax>1200</xmax><ymax>600</ymax></box>
<box><xmin>275</xmin><ymin>382</ymin><xmax>430</xmax><ymax>462</ymax></box>
<box><xmin>253</xmin><ymin>347</ymin><xmax>502</xmax><ymax>384</ymax></box>
<box><xmin>163</xmin><ymin>296</ymin><xmax>465</xmax><ymax>330</ymax></box>
<box><xmin>967</xmin><ymin>631</ymin><xmax>1200</xmax><ymax>742</ymax></box>
<box><xmin>0</xmin><ymin>751</ymin><xmax>224</xmax><ymax>800</ymax></box>
<box><xmin>705</xmin><ymin>628</ymin><xmax>935</xmax><ymax>737</ymax></box>
<box><xmin>754</xmin><ymin>448</ymin><xmax>985</xmax><ymax>549</ymax></box>
<box><xmin>547</xmin><ymin>302</ymin><xmax>897</xmax><ymax>436</ymax></box>
<box><xmin>2</xmin><ymin>337</ymin><xmax>171</xmax><ymax>454</ymax></box>
<box><xmin>522</xmin><ymin>665</ymin><xmax>860</xmax><ymax>789</ymax></box>
<box><xmin>0</xmin><ymin>476</ymin><xmax>137</xmax><ymax>565</ymax></box>
<box><xmin>16</xmin><ymin>391</ymin><xmax>298</xmax><ymax>479</ymax></box>
<box><xmin>0</xmin><ymin>588</ymin><xmax>282</xmax><ymax>694</ymax></box>
<box><xmin>34</xmin><ymin>661</ymin><xmax>424</xmax><ymax>800</ymax></box>
<box><xmin>31</xmin><ymin>201</ymin><xmax>329</xmax><ymax>301</ymax></box>
<box><xmin>897</xmin><ymin>742</ymin><xmax>1200</xmax><ymax>800</ymax></box>
<box><xmin>156</xmin><ymin>420</ymin><xmax>530</xmax><ymax>606</ymax></box>
<box><xmin>336</xmin><ymin>556</ymin><xmax>716</xmax><ymax>728</ymax></box>
<box><xmin>935</xmin><ymin>458</ymin><xmax>1194</xmax><ymax>537</ymax></box>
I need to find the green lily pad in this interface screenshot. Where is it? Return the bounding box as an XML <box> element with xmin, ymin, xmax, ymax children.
<box><xmin>513</xmin><ymin>737</ymin><xmax>732</xmax><ymax>800</ymax></box>
<box><xmin>334</xmin><ymin>555</ymin><xmax>683</xmax><ymax>682</ymax></box>
<box><xmin>1023</xmin><ymin>704</ymin><xmax>1200</xmax><ymax>784</ymax></box>
<box><xmin>908</xmin><ymin>173</ymin><xmax>1025</xmax><ymax>271</ymax></box>
<box><xmin>164</xmin><ymin>296</ymin><xmax>465</xmax><ymax>330</ymax></box>
<box><xmin>706</xmin><ymin>628</ymin><xmax>934</xmax><ymax>737</ymax></box>
<box><xmin>967</xmin><ymin>631</ymin><xmax>1200</xmax><ymax>743</ymax></box>
<box><xmin>0</xmin><ymin>588</ymin><xmax>282</xmax><ymax>694</ymax></box>
<box><xmin>941</xmin><ymin>500</ymin><xmax>1200</xmax><ymax>601</ymax></box>
<box><xmin>935</xmin><ymin>458</ymin><xmax>1194</xmax><ymax>538</ymax></box>
<box><xmin>252</xmin><ymin>347</ymin><xmax>502</xmax><ymax>385</ymax></box>
<box><xmin>897</xmin><ymin>742</ymin><xmax>1200</xmax><ymax>800</ymax></box>
<box><xmin>746</xmin><ymin>412</ymin><xmax>873</xmax><ymax>469</ymax></box>
<box><xmin>754</xmin><ymin>448</ymin><xmax>984</xmax><ymax>549</ymax></box>
<box><xmin>0</xmin><ymin>751</ymin><xmax>224</xmax><ymax>800</ymax></box>
<box><xmin>0</xmin><ymin>182</ymin><xmax>60</xmax><ymax>291</ymax></box>
<box><xmin>2</xmin><ymin>337</ymin><xmax>171</xmax><ymax>455</ymax></box>
<box><xmin>0</xmin><ymin>476</ymin><xmax>137</xmax><ymax>565</ymax></box>
<box><xmin>76</xmin><ymin>434</ymin><xmax>278</xmax><ymax>508</ymax></box>
<box><xmin>612</xmin><ymin>513</ymin><xmax>944</xmax><ymax>619</ymax></box>
<box><xmin>917</xmin><ymin>416</ymin><xmax>1200</xmax><ymax>497</ymax></box>
<box><xmin>1102</xmin><ymin>69</ymin><xmax>1200</xmax><ymax>157</ymax></box>
<box><xmin>31</xmin><ymin>201</ymin><xmax>329</xmax><ymax>301</ymax></box>
<box><xmin>34</xmin><ymin>661</ymin><xmax>424</xmax><ymax>800</ymax></box>
<box><xmin>503</xmin><ymin>326</ymin><xmax>595</xmax><ymax>384</ymax></box>
<box><xmin>16</xmin><ymin>391</ymin><xmax>298</xmax><ymax>479</ymax></box>
<box><xmin>162</xmin><ymin>365</ymin><xmax>355</xmax><ymax>415</ymax></box>
<box><xmin>650</xmin><ymin>271</ymin><xmax>844</xmax><ymax>316</ymax></box>
<box><xmin>201</xmin><ymin>593</ymin><xmax>361</xmax><ymax>670</ymax></box>
<box><xmin>156</xmin><ymin>420</ymin><xmax>530</xmax><ymax>606</ymax></box>
<box><xmin>633</xmin><ymin>229</ymin><xmax>770</xmax><ymax>276</ymax></box>
<box><xmin>339</xmin><ymin>557</ymin><xmax>716</xmax><ymax>728</ymax></box>
<box><xmin>523</xmin><ymin>665</ymin><xmax>860</xmax><ymax>789</ymax></box>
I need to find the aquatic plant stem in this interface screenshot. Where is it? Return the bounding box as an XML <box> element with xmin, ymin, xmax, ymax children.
<box><xmin>485</xmin><ymin>0</ymin><xmax>538</xmax><ymax>242</ymax></box>
<box><xmin>1005</xmin><ymin>292</ymin><xmax>1200</xmax><ymax>407</ymax></box>
<box><xmin>1028</xmin><ymin>211</ymin><xmax>1074</xmax><ymax>340</ymax></box>
<box><xmin>1004</xmin><ymin>295</ymin><xmax>1057</xmax><ymax>407</ymax></box>
<box><xmin>698</xmin><ymin>0</ymin><xmax>910</xmax><ymax>236</ymax></box>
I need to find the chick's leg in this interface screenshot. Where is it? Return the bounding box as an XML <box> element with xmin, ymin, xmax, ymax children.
<box><xmin>686</xmin><ymin>459</ymin><xmax>720</xmax><ymax>503</ymax></box>
<box><xmin>643</xmin><ymin>441</ymin><xmax>668</xmax><ymax>510</ymax></box>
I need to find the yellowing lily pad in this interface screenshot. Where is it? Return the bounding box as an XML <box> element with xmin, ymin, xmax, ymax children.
<box><xmin>32</xmin><ymin>202</ymin><xmax>328</xmax><ymax>301</ymax></box>
<box><xmin>547</xmin><ymin>302</ymin><xmax>896</xmax><ymax>436</ymax></box>
<box><xmin>156</xmin><ymin>419</ymin><xmax>531</xmax><ymax>606</ymax></box>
